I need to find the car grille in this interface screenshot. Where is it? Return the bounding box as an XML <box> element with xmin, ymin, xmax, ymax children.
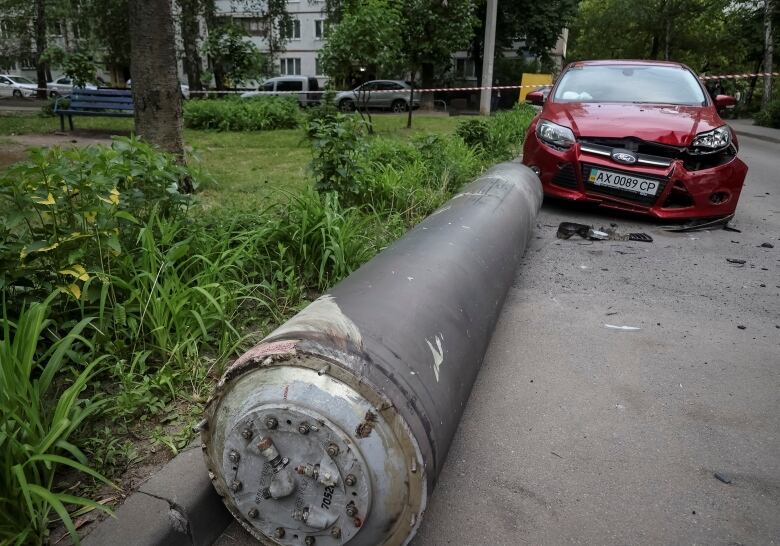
<box><xmin>580</xmin><ymin>164</ymin><xmax>668</xmax><ymax>206</ymax></box>
<box><xmin>578</xmin><ymin>137</ymin><xmax>736</xmax><ymax>171</ymax></box>
<box><xmin>552</xmin><ymin>163</ymin><xmax>578</xmax><ymax>188</ymax></box>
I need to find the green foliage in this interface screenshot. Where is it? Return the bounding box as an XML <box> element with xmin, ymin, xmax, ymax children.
<box><xmin>318</xmin><ymin>0</ymin><xmax>404</xmax><ymax>84</ymax></box>
<box><xmin>0</xmin><ymin>137</ymin><xmax>193</xmax><ymax>301</ymax></box>
<box><xmin>202</xmin><ymin>24</ymin><xmax>270</xmax><ymax>87</ymax></box>
<box><xmin>183</xmin><ymin>97</ymin><xmax>301</xmax><ymax>131</ymax></box>
<box><xmin>42</xmin><ymin>47</ymin><xmax>98</xmax><ymax>88</ymax></box>
<box><xmin>456</xmin><ymin>105</ymin><xmax>536</xmax><ymax>161</ymax></box>
<box><xmin>755</xmin><ymin>99</ymin><xmax>780</xmax><ymax>128</ymax></box>
<box><xmin>306</xmin><ymin>112</ymin><xmax>369</xmax><ymax>196</ymax></box>
<box><xmin>0</xmin><ymin>296</ymin><xmax>112</xmax><ymax>545</ymax></box>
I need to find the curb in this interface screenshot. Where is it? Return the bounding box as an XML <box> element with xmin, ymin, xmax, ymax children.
<box><xmin>83</xmin><ymin>443</ymin><xmax>233</xmax><ymax>546</ymax></box>
<box><xmin>731</xmin><ymin>126</ymin><xmax>780</xmax><ymax>144</ymax></box>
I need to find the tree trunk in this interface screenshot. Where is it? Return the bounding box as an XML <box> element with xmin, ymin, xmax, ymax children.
<box><xmin>650</xmin><ymin>34</ymin><xmax>659</xmax><ymax>58</ymax></box>
<box><xmin>129</xmin><ymin>0</ymin><xmax>186</xmax><ymax>162</ymax></box>
<box><xmin>763</xmin><ymin>0</ymin><xmax>774</xmax><ymax>108</ymax></box>
<box><xmin>664</xmin><ymin>18</ymin><xmax>671</xmax><ymax>61</ymax></box>
<box><xmin>34</xmin><ymin>0</ymin><xmax>48</xmax><ymax>100</ymax></box>
<box><xmin>406</xmin><ymin>72</ymin><xmax>416</xmax><ymax>129</ymax></box>
<box><xmin>179</xmin><ymin>0</ymin><xmax>203</xmax><ymax>92</ymax></box>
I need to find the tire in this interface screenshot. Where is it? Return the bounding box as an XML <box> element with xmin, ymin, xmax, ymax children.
<box><xmin>391</xmin><ymin>99</ymin><xmax>408</xmax><ymax>113</ymax></box>
<box><xmin>50</xmin><ymin>90</ymin><xmax>59</xmax><ymax>98</ymax></box>
<box><xmin>339</xmin><ymin>98</ymin><xmax>356</xmax><ymax>112</ymax></box>
<box><xmin>12</xmin><ymin>89</ymin><xmax>22</xmax><ymax>98</ymax></box>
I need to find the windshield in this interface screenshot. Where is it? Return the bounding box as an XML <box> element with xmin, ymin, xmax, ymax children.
<box><xmin>10</xmin><ymin>76</ymin><xmax>35</xmax><ymax>85</ymax></box>
<box><xmin>554</xmin><ymin>65</ymin><xmax>706</xmax><ymax>106</ymax></box>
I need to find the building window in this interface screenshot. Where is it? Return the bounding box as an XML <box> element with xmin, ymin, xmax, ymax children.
<box><xmin>280</xmin><ymin>58</ymin><xmax>301</xmax><ymax>75</ymax></box>
<box><xmin>238</xmin><ymin>17</ymin><xmax>267</xmax><ymax>37</ymax></box>
<box><xmin>314</xmin><ymin>20</ymin><xmax>327</xmax><ymax>40</ymax></box>
<box><xmin>315</xmin><ymin>58</ymin><xmax>322</xmax><ymax>76</ymax></box>
<box><xmin>283</xmin><ymin>19</ymin><xmax>301</xmax><ymax>40</ymax></box>
<box><xmin>455</xmin><ymin>58</ymin><xmax>476</xmax><ymax>79</ymax></box>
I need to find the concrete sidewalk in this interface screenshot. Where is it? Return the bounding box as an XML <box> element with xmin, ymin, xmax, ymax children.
<box><xmin>729</xmin><ymin>118</ymin><xmax>780</xmax><ymax>143</ymax></box>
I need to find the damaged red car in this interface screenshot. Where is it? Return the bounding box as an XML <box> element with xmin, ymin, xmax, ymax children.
<box><xmin>522</xmin><ymin>60</ymin><xmax>748</xmax><ymax>219</ymax></box>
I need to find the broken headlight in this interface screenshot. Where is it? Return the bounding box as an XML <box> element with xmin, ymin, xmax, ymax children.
<box><xmin>689</xmin><ymin>125</ymin><xmax>731</xmax><ymax>154</ymax></box>
<box><xmin>536</xmin><ymin>119</ymin><xmax>576</xmax><ymax>149</ymax></box>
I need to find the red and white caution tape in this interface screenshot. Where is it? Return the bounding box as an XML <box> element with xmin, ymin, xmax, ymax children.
<box><xmin>9</xmin><ymin>71</ymin><xmax>780</xmax><ymax>97</ymax></box>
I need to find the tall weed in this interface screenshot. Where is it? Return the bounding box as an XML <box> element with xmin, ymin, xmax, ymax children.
<box><xmin>0</xmin><ymin>296</ymin><xmax>112</xmax><ymax>545</ymax></box>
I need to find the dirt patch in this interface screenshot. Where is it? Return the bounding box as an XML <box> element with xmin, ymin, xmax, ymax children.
<box><xmin>0</xmin><ymin>142</ymin><xmax>27</xmax><ymax>169</ymax></box>
<box><xmin>9</xmin><ymin>129</ymin><xmax>131</xmax><ymax>149</ymax></box>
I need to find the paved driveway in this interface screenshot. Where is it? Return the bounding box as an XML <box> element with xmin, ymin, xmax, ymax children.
<box><xmin>217</xmin><ymin>134</ymin><xmax>780</xmax><ymax>546</ymax></box>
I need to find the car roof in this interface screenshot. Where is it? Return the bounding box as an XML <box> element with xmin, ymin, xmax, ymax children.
<box><xmin>568</xmin><ymin>59</ymin><xmax>689</xmax><ymax>69</ymax></box>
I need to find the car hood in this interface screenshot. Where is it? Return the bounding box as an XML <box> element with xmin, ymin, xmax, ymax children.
<box><xmin>542</xmin><ymin>102</ymin><xmax>722</xmax><ymax>146</ymax></box>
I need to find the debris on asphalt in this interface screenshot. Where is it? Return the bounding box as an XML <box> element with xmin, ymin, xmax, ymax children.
<box><xmin>714</xmin><ymin>472</ymin><xmax>732</xmax><ymax>484</ymax></box>
<box><xmin>722</xmin><ymin>225</ymin><xmax>742</xmax><ymax>233</ymax></box>
<box><xmin>760</xmin><ymin>242</ymin><xmax>774</xmax><ymax>248</ymax></box>
<box><xmin>737</xmin><ymin>325</ymin><xmax>746</xmax><ymax>330</ymax></box>
<box><xmin>551</xmin><ymin>451</ymin><xmax>563</xmax><ymax>459</ymax></box>
<box><xmin>557</xmin><ymin>222</ymin><xmax>653</xmax><ymax>242</ymax></box>
<box><xmin>726</xmin><ymin>258</ymin><xmax>747</xmax><ymax>264</ymax></box>
<box><xmin>663</xmin><ymin>213</ymin><xmax>735</xmax><ymax>232</ymax></box>
<box><xmin>604</xmin><ymin>324</ymin><xmax>641</xmax><ymax>331</ymax></box>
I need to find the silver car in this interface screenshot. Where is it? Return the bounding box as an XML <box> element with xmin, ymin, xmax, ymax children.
<box><xmin>335</xmin><ymin>80</ymin><xmax>420</xmax><ymax>113</ymax></box>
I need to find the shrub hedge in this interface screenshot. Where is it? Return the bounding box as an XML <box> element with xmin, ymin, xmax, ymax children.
<box><xmin>183</xmin><ymin>96</ymin><xmax>301</xmax><ymax>131</ymax></box>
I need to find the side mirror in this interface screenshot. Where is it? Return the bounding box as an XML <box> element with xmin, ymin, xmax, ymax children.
<box><xmin>526</xmin><ymin>90</ymin><xmax>545</xmax><ymax>105</ymax></box>
<box><xmin>714</xmin><ymin>94</ymin><xmax>737</xmax><ymax>109</ymax></box>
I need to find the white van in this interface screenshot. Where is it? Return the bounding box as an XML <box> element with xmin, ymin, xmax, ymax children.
<box><xmin>240</xmin><ymin>76</ymin><xmax>321</xmax><ymax>106</ymax></box>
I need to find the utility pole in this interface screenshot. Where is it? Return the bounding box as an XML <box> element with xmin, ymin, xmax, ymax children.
<box><xmin>763</xmin><ymin>0</ymin><xmax>774</xmax><ymax>109</ymax></box>
<box><xmin>479</xmin><ymin>0</ymin><xmax>497</xmax><ymax>116</ymax></box>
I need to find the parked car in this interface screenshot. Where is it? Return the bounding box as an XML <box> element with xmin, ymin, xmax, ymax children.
<box><xmin>524</xmin><ymin>85</ymin><xmax>551</xmax><ymax>111</ymax></box>
<box><xmin>0</xmin><ymin>74</ymin><xmax>38</xmax><ymax>98</ymax></box>
<box><xmin>47</xmin><ymin>76</ymin><xmax>106</xmax><ymax>96</ymax></box>
<box><xmin>522</xmin><ymin>60</ymin><xmax>747</xmax><ymax>220</ymax></box>
<box><xmin>335</xmin><ymin>80</ymin><xmax>420</xmax><ymax>113</ymax></box>
<box><xmin>240</xmin><ymin>76</ymin><xmax>321</xmax><ymax>106</ymax></box>
<box><xmin>125</xmin><ymin>79</ymin><xmax>190</xmax><ymax>99</ymax></box>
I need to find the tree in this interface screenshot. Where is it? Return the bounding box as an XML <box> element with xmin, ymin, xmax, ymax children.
<box><xmin>202</xmin><ymin>24</ymin><xmax>270</xmax><ymax>89</ymax></box>
<box><xmin>471</xmin><ymin>0</ymin><xmax>579</xmax><ymax>83</ymax></box>
<box><xmin>319</xmin><ymin>0</ymin><xmax>405</xmax><ymax>86</ymax></box>
<box><xmin>128</xmin><ymin>0</ymin><xmax>186</xmax><ymax>162</ymax></box>
<box><xmin>764</xmin><ymin>0</ymin><xmax>775</xmax><ymax>107</ymax></box>
<box><xmin>177</xmin><ymin>0</ymin><xmax>205</xmax><ymax>91</ymax></box>
<box><xmin>34</xmin><ymin>0</ymin><xmax>48</xmax><ymax>99</ymax></box>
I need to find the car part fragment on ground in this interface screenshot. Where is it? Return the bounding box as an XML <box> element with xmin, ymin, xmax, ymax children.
<box><xmin>198</xmin><ymin>162</ymin><xmax>542</xmax><ymax>546</ymax></box>
<box><xmin>556</xmin><ymin>222</ymin><xmax>653</xmax><ymax>243</ymax></box>
<box><xmin>662</xmin><ymin>213</ymin><xmax>736</xmax><ymax>232</ymax></box>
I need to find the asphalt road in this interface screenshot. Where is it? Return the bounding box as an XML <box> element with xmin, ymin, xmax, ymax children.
<box><xmin>215</xmin><ymin>134</ymin><xmax>780</xmax><ymax>546</ymax></box>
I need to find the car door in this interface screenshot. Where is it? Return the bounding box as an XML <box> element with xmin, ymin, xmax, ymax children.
<box><xmin>0</xmin><ymin>77</ymin><xmax>12</xmax><ymax>97</ymax></box>
<box><xmin>276</xmin><ymin>79</ymin><xmax>304</xmax><ymax>105</ymax></box>
<box><xmin>358</xmin><ymin>81</ymin><xmax>379</xmax><ymax>109</ymax></box>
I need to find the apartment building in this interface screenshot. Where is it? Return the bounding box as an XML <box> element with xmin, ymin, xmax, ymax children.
<box><xmin>215</xmin><ymin>0</ymin><xmax>328</xmax><ymax>85</ymax></box>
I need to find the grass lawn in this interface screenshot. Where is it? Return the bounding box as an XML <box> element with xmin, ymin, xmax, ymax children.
<box><xmin>0</xmin><ymin>111</ymin><xmax>462</xmax><ymax>208</ymax></box>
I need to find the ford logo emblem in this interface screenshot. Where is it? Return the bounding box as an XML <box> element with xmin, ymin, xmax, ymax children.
<box><xmin>612</xmin><ymin>150</ymin><xmax>638</xmax><ymax>164</ymax></box>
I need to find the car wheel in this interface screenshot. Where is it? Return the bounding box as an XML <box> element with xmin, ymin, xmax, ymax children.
<box><xmin>50</xmin><ymin>90</ymin><xmax>59</xmax><ymax>98</ymax></box>
<box><xmin>12</xmin><ymin>89</ymin><xmax>22</xmax><ymax>98</ymax></box>
<box><xmin>339</xmin><ymin>99</ymin><xmax>356</xmax><ymax>112</ymax></box>
<box><xmin>391</xmin><ymin>99</ymin><xmax>408</xmax><ymax>113</ymax></box>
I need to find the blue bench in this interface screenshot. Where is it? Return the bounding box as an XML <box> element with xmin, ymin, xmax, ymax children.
<box><xmin>54</xmin><ymin>88</ymin><xmax>134</xmax><ymax>131</ymax></box>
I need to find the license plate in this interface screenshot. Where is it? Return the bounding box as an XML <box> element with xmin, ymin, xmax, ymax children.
<box><xmin>587</xmin><ymin>168</ymin><xmax>660</xmax><ymax>196</ymax></box>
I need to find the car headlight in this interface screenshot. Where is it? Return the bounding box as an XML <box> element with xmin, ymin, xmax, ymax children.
<box><xmin>536</xmin><ymin>119</ymin><xmax>576</xmax><ymax>149</ymax></box>
<box><xmin>690</xmin><ymin>125</ymin><xmax>731</xmax><ymax>153</ymax></box>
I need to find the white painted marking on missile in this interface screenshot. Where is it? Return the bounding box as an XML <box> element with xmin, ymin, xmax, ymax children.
<box><xmin>269</xmin><ymin>294</ymin><xmax>363</xmax><ymax>347</ymax></box>
<box><xmin>426</xmin><ymin>335</ymin><xmax>444</xmax><ymax>382</ymax></box>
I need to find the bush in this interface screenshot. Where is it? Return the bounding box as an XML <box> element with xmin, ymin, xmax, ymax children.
<box><xmin>456</xmin><ymin>104</ymin><xmax>536</xmax><ymax>161</ymax></box>
<box><xmin>0</xmin><ymin>137</ymin><xmax>193</xmax><ymax>303</ymax></box>
<box><xmin>755</xmin><ymin>99</ymin><xmax>780</xmax><ymax>128</ymax></box>
<box><xmin>183</xmin><ymin>96</ymin><xmax>301</xmax><ymax>131</ymax></box>
<box><xmin>306</xmin><ymin>112</ymin><xmax>369</xmax><ymax>197</ymax></box>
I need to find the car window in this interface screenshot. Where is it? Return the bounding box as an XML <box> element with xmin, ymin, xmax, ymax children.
<box><xmin>60</xmin><ymin>78</ymin><xmax>71</xmax><ymax>85</ymax></box>
<box><xmin>262</xmin><ymin>81</ymin><xmax>275</xmax><ymax>91</ymax></box>
<box><xmin>361</xmin><ymin>82</ymin><xmax>380</xmax><ymax>91</ymax></box>
<box><xmin>277</xmin><ymin>80</ymin><xmax>303</xmax><ymax>92</ymax></box>
<box><xmin>554</xmin><ymin>65</ymin><xmax>706</xmax><ymax>106</ymax></box>
<box><xmin>10</xmin><ymin>76</ymin><xmax>35</xmax><ymax>85</ymax></box>
<box><xmin>308</xmin><ymin>77</ymin><xmax>319</xmax><ymax>91</ymax></box>
<box><xmin>0</xmin><ymin>77</ymin><xmax>9</xmax><ymax>84</ymax></box>
<box><xmin>384</xmin><ymin>82</ymin><xmax>405</xmax><ymax>90</ymax></box>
